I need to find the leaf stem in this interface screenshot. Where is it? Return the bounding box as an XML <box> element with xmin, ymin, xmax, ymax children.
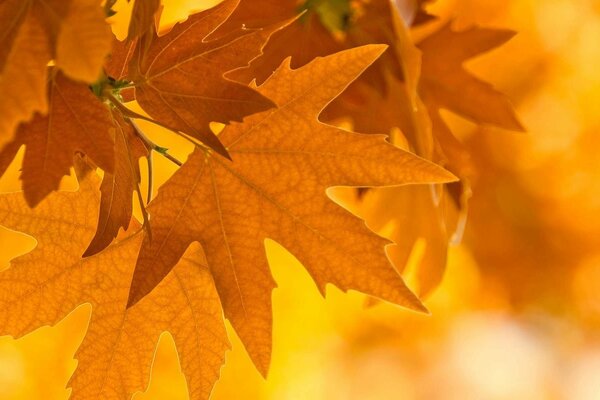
<box><xmin>106</xmin><ymin>93</ymin><xmax>210</xmax><ymax>155</ymax></box>
<box><xmin>128</xmin><ymin>119</ymin><xmax>182</xmax><ymax>166</ymax></box>
<box><xmin>108</xmin><ymin>94</ymin><xmax>184</xmax><ymax>169</ymax></box>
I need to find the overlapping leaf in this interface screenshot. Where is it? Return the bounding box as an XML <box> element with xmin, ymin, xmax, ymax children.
<box><xmin>128</xmin><ymin>46</ymin><xmax>456</xmax><ymax>375</ymax></box>
<box><xmin>129</xmin><ymin>0</ymin><xmax>285</xmax><ymax>157</ymax></box>
<box><xmin>0</xmin><ymin>1</ymin><xmax>525</xmax><ymax>398</ymax></box>
<box><xmin>84</xmin><ymin>111</ymin><xmax>148</xmax><ymax>257</ymax></box>
<box><xmin>0</xmin><ymin>71</ymin><xmax>115</xmax><ymax>207</ymax></box>
<box><xmin>229</xmin><ymin>0</ymin><xmax>418</xmax><ymax>91</ymax></box>
<box><xmin>324</xmin><ymin>11</ymin><xmax>523</xmax><ymax>296</ymax></box>
<box><xmin>418</xmin><ymin>23</ymin><xmax>524</xmax><ymax>134</ymax></box>
<box><xmin>0</xmin><ymin>162</ymin><xmax>228</xmax><ymax>400</ymax></box>
<box><xmin>127</xmin><ymin>0</ymin><xmax>161</xmax><ymax>40</ymax></box>
<box><xmin>0</xmin><ymin>0</ymin><xmax>111</xmax><ymax>147</ymax></box>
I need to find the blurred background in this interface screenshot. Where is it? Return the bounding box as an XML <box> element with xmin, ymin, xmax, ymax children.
<box><xmin>1</xmin><ymin>0</ymin><xmax>600</xmax><ymax>398</ymax></box>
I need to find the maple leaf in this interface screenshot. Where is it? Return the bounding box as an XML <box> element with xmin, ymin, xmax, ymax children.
<box><xmin>225</xmin><ymin>0</ymin><xmax>344</xmax><ymax>86</ymax></box>
<box><xmin>128</xmin><ymin>0</ymin><xmax>283</xmax><ymax>158</ymax></box>
<box><xmin>354</xmin><ymin>183</ymin><xmax>460</xmax><ymax>297</ymax></box>
<box><xmin>0</xmin><ymin>71</ymin><xmax>115</xmax><ymax>207</ymax></box>
<box><xmin>229</xmin><ymin>0</ymin><xmax>424</xmax><ymax>92</ymax></box>
<box><xmin>418</xmin><ymin>23</ymin><xmax>524</xmax><ymax>132</ymax></box>
<box><xmin>0</xmin><ymin>0</ymin><xmax>112</xmax><ymax>147</ymax></box>
<box><xmin>0</xmin><ymin>160</ymin><xmax>228</xmax><ymax>400</ymax></box>
<box><xmin>127</xmin><ymin>45</ymin><xmax>456</xmax><ymax>375</ymax></box>
<box><xmin>325</xmin><ymin>14</ymin><xmax>523</xmax><ymax>297</ymax></box>
<box><xmin>84</xmin><ymin>111</ymin><xmax>149</xmax><ymax>257</ymax></box>
<box><xmin>53</xmin><ymin>0</ymin><xmax>113</xmax><ymax>83</ymax></box>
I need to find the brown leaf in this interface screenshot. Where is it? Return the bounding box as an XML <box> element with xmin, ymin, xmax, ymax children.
<box><xmin>0</xmin><ymin>162</ymin><xmax>228</xmax><ymax>400</ymax></box>
<box><xmin>127</xmin><ymin>0</ymin><xmax>162</xmax><ymax>40</ymax></box>
<box><xmin>84</xmin><ymin>112</ymin><xmax>148</xmax><ymax>257</ymax></box>
<box><xmin>130</xmin><ymin>0</ymin><xmax>282</xmax><ymax>158</ymax></box>
<box><xmin>231</xmin><ymin>0</ymin><xmax>422</xmax><ymax>93</ymax></box>
<box><xmin>128</xmin><ymin>45</ymin><xmax>456</xmax><ymax>375</ymax></box>
<box><xmin>12</xmin><ymin>71</ymin><xmax>115</xmax><ymax>207</ymax></box>
<box><xmin>105</xmin><ymin>37</ymin><xmax>137</xmax><ymax>80</ymax></box>
<box><xmin>418</xmin><ymin>23</ymin><xmax>524</xmax><ymax>131</ymax></box>
<box><xmin>228</xmin><ymin>0</ymin><xmax>344</xmax><ymax>85</ymax></box>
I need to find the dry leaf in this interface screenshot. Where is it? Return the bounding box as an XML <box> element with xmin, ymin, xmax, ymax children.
<box><xmin>3</xmin><ymin>71</ymin><xmax>115</xmax><ymax>207</ymax></box>
<box><xmin>130</xmin><ymin>0</ymin><xmax>283</xmax><ymax>158</ymax></box>
<box><xmin>84</xmin><ymin>111</ymin><xmax>148</xmax><ymax>257</ymax></box>
<box><xmin>0</xmin><ymin>161</ymin><xmax>228</xmax><ymax>400</ymax></box>
<box><xmin>418</xmin><ymin>23</ymin><xmax>524</xmax><ymax>132</ymax></box>
<box><xmin>128</xmin><ymin>0</ymin><xmax>162</xmax><ymax>40</ymax></box>
<box><xmin>0</xmin><ymin>0</ymin><xmax>112</xmax><ymax>146</ymax></box>
<box><xmin>128</xmin><ymin>45</ymin><xmax>456</xmax><ymax>375</ymax></box>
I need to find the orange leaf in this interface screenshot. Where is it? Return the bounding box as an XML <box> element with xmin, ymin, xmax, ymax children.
<box><xmin>0</xmin><ymin>0</ymin><xmax>112</xmax><ymax>146</ymax></box>
<box><xmin>54</xmin><ymin>0</ymin><xmax>113</xmax><ymax>83</ymax></box>
<box><xmin>128</xmin><ymin>45</ymin><xmax>456</xmax><ymax>375</ymax></box>
<box><xmin>84</xmin><ymin>111</ymin><xmax>148</xmax><ymax>257</ymax></box>
<box><xmin>0</xmin><ymin>161</ymin><xmax>228</xmax><ymax>400</ymax></box>
<box><xmin>130</xmin><ymin>0</ymin><xmax>283</xmax><ymax>158</ymax></box>
<box><xmin>418</xmin><ymin>23</ymin><xmax>524</xmax><ymax>131</ymax></box>
<box><xmin>9</xmin><ymin>72</ymin><xmax>115</xmax><ymax>207</ymax></box>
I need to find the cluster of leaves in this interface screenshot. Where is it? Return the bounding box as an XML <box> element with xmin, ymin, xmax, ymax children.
<box><xmin>0</xmin><ymin>0</ymin><xmax>521</xmax><ymax>398</ymax></box>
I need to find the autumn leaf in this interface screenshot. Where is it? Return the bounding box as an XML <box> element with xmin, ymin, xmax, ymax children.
<box><xmin>375</xmin><ymin>23</ymin><xmax>524</xmax><ymax>293</ymax></box>
<box><xmin>129</xmin><ymin>0</ymin><xmax>284</xmax><ymax>158</ymax></box>
<box><xmin>0</xmin><ymin>0</ymin><xmax>112</xmax><ymax>147</ymax></box>
<box><xmin>0</xmin><ymin>71</ymin><xmax>115</xmax><ymax>207</ymax></box>
<box><xmin>226</xmin><ymin>0</ymin><xmax>344</xmax><ymax>85</ymax></box>
<box><xmin>418</xmin><ymin>22</ymin><xmax>524</xmax><ymax>132</ymax></box>
<box><xmin>0</xmin><ymin>160</ymin><xmax>228</xmax><ymax>400</ymax></box>
<box><xmin>83</xmin><ymin>111</ymin><xmax>148</xmax><ymax>257</ymax></box>
<box><xmin>1</xmin><ymin>0</ymin><xmax>289</xmax><ymax>207</ymax></box>
<box><xmin>127</xmin><ymin>45</ymin><xmax>456</xmax><ymax>375</ymax></box>
<box><xmin>324</xmin><ymin>11</ymin><xmax>523</xmax><ymax>297</ymax></box>
<box><xmin>0</xmin><ymin>1</ymin><xmax>536</xmax><ymax>398</ymax></box>
<box><xmin>54</xmin><ymin>0</ymin><xmax>113</xmax><ymax>83</ymax></box>
<box><xmin>127</xmin><ymin>0</ymin><xmax>162</xmax><ymax>40</ymax></box>
<box><xmin>229</xmin><ymin>0</ymin><xmax>431</xmax><ymax>96</ymax></box>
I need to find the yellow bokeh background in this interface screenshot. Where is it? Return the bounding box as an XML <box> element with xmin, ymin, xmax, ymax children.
<box><xmin>2</xmin><ymin>0</ymin><xmax>600</xmax><ymax>399</ymax></box>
